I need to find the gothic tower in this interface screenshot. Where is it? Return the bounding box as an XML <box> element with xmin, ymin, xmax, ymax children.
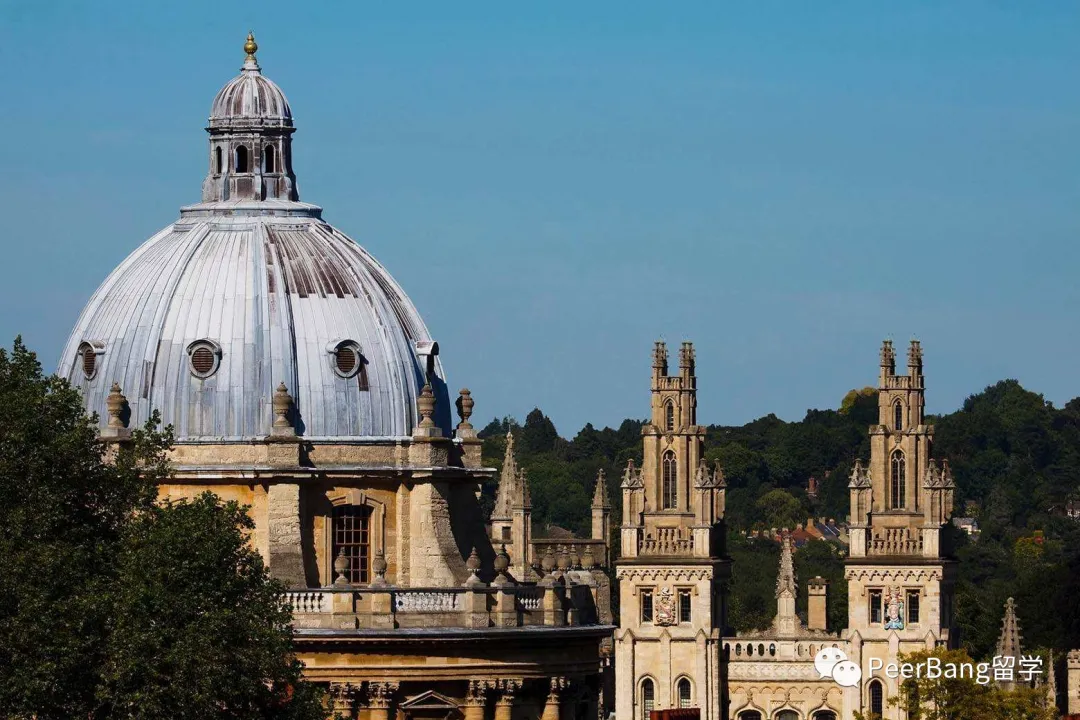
<box><xmin>614</xmin><ymin>341</ymin><xmax>729</xmax><ymax>720</ymax></box>
<box><xmin>845</xmin><ymin>340</ymin><xmax>957</xmax><ymax>719</ymax></box>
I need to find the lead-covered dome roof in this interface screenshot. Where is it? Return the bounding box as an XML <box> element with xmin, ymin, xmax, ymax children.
<box><xmin>58</xmin><ymin>37</ymin><xmax>451</xmax><ymax>441</ymax></box>
<box><xmin>209</xmin><ymin>34</ymin><xmax>293</xmax><ymax>127</ymax></box>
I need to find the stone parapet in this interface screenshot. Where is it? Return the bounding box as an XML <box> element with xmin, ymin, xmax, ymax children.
<box><xmin>285</xmin><ymin>582</ymin><xmax>605</xmax><ymax>631</ymax></box>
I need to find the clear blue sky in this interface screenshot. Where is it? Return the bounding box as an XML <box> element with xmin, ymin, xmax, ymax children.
<box><xmin>0</xmin><ymin>2</ymin><xmax>1077</xmax><ymax>436</ymax></box>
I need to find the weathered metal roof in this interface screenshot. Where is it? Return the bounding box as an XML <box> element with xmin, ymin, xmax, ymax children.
<box><xmin>59</xmin><ymin>203</ymin><xmax>451</xmax><ymax>440</ymax></box>
<box><xmin>209</xmin><ymin>54</ymin><xmax>292</xmax><ymax>126</ymax></box>
<box><xmin>58</xmin><ymin>36</ymin><xmax>455</xmax><ymax>441</ymax></box>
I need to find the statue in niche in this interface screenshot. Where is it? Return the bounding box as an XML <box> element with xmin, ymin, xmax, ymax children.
<box><xmin>884</xmin><ymin>585</ymin><xmax>905</xmax><ymax>630</ymax></box>
<box><xmin>655</xmin><ymin>586</ymin><xmax>677</xmax><ymax>626</ymax></box>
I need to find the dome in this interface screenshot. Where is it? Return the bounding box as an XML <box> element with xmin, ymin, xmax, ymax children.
<box><xmin>208</xmin><ymin>34</ymin><xmax>293</xmax><ymax>126</ymax></box>
<box><xmin>58</xmin><ymin>37</ymin><xmax>452</xmax><ymax>441</ymax></box>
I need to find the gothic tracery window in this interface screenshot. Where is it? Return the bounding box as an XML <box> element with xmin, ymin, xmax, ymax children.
<box><xmin>891</xmin><ymin>450</ymin><xmax>906</xmax><ymax>509</ymax></box>
<box><xmin>662</xmin><ymin>451</ymin><xmax>677</xmax><ymax>510</ymax></box>
<box><xmin>676</xmin><ymin>678</ymin><xmax>692</xmax><ymax>708</ymax></box>
<box><xmin>332</xmin><ymin>505</ymin><xmax>370</xmax><ymax>583</ymax></box>
<box><xmin>894</xmin><ymin>399</ymin><xmax>904</xmax><ymax>431</ymax></box>
<box><xmin>665</xmin><ymin>400</ymin><xmax>675</xmax><ymax>432</ymax></box>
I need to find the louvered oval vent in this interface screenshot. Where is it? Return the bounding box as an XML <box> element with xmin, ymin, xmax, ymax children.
<box><xmin>335</xmin><ymin>346</ymin><xmax>357</xmax><ymax>375</ymax></box>
<box><xmin>79</xmin><ymin>343</ymin><xmax>97</xmax><ymax>379</ymax></box>
<box><xmin>187</xmin><ymin>341</ymin><xmax>221</xmax><ymax>379</ymax></box>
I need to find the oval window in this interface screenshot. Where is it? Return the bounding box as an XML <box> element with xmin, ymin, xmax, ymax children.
<box><xmin>335</xmin><ymin>345</ymin><xmax>358</xmax><ymax>375</ymax></box>
<box><xmin>78</xmin><ymin>342</ymin><xmax>98</xmax><ymax>379</ymax></box>
<box><xmin>187</xmin><ymin>340</ymin><xmax>221</xmax><ymax>379</ymax></box>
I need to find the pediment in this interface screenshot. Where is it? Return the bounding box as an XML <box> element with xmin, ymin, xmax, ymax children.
<box><xmin>400</xmin><ymin>690</ymin><xmax>460</xmax><ymax>711</ymax></box>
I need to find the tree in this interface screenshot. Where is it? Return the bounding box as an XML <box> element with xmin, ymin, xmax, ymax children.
<box><xmin>0</xmin><ymin>339</ymin><xmax>325</xmax><ymax>719</ymax></box>
<box><xmin>99</xmin><ymin>493</ymin><xmax>325</xmax><ymax>718</ymax></box>
<box><xmin>884</xmin><ymin>647</ymin><xmax>1056</xmax><ymax>720</ymax></box>
<box><xmin>0</xmin><ymin>338</ymin><xmax>162</xmax><ymax>717</ymax></box>
<box><xmin>755</xmin><ymin>489</ymin><xmax>805</xmax><ymax>530</ymax></box>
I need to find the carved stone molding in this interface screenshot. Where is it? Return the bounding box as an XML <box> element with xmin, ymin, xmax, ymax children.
<box><xmin>726</xmin><ymin>662</ymin><xmax>831</xmax><ymax>681</ymax></box>
<box><xmin>465</xmin><ymin>679</ymin><xmax>493</xmax><ymax>707</ymax></box>
<box><xmin>367</xmin><ymin>681</ymin><xmax>399</xmax><ymax>709</ymax></box>
<box><xmin>844</xmin><ymin>566</ymin><xmax>943</xmax><ymax>583</ymax></box>
<box><xmin>496</xmin><ymin>678</ymin><xmax>523</xmax><ymax>705</ymax></box>
<box><xmin>615</xmin><ymin>567</ymin><xmax>713</xmax><ymax>582</ymax></box>
<box><xmin>329</xmin><ymin>682</ymin><xmax>361</xmax><ymax>715</ymax></box>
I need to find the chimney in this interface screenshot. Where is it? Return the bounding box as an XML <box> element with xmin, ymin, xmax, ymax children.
<box><xmin>808</xmin><ymin>576</ymin><xmax>828</xmax><ymax>631</ymax></box>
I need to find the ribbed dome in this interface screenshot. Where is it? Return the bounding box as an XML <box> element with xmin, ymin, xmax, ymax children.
<box><xmin>209</xmin><ymin>35</ymin><xmax>292</xmax><ymax>126</ymax></box>
<box><xmin>59</xmin><ymin>37</ymin><xmax>452</xmax><ymax>441</ymax></box>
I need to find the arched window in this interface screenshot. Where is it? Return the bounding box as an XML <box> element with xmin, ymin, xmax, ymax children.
<box><xmin>738</xmin><ymin>713</ymin><xmax>762</xmax><ymax>720</ymax></box>
<box><xmin>903</xmin><ymin>678</ymin><xmax>919</xmax><ymax>719</ymax></box>
<box><xmin>665</xmin><ymin>400</ymin><xmax>675</xmax><ymax>431</ymax></box>
<box><xmin>640</xmin><ymin>679</ymin><xmax>654</xmax><ymax>720</ymax></box>
<box><xmin>235</xmin><ymin>145</ymin><xmax>249</xmax><ymax>173</ymax></box>
<box><xmin>813</xmin><ymin>713</ymin><xmax>837</xmax><ymax>720</ymax></box>
<box><xmin>777</xmin><ymin>712</ymin><xmax>799</xmax><ymax>720</ymax></box>
<box><xmin>264</xmin><ymin>144</ymin><xmax>276</xmax><ymax>173</ymax></box>
<box><xmin>214</xmin><ymin>145</ymin><xmax>223</xmax><ymax>174</ymax></box>
<box><xmin>332</xmin><ymin>505</ymin><xmax>371</xmax><ymax>584</ymax></box>
<box><xmin>662</xmin><ymin>451</ymin><xmax>677</xmax><ymax>510</ymax></box>
<box><xmin>676</xmin><ymin>678</ymin><xmax>692</xmax><ymax>708</ymax></box>
<box><xmin>894</xmin><ymin>399</ymin><xmax>904</xmax><ymax>431</ymax></box>
<box><xmin>890</xmin><ymin>450</ymin><xmax>906</xmax><ymax>509</ymax></box>
<box><xmin>868</xmin><ymin>679</ymin><xmax>884</xmax><ymax>719</ymax></box>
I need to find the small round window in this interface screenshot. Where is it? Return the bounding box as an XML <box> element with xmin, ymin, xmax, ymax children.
<box><xmin>78</xmin><ymin>342</ymin><xmax>98</xmax><ymax>379</ymax></box>
<box><xmin>333</xmin><ymin>343</ymin><xmax>360</xmax><ymax>378</ymax></box>
<box><xmin>187</xmin><ymin>340</ymin><xmax>221</xmax><ymax>379</ymax></box>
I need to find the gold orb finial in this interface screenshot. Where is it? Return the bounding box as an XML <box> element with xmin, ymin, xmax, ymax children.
<box><xmin>244</xmin><ymin>31</ymin><xmax>258</xmax><ymax>59</ymax></box>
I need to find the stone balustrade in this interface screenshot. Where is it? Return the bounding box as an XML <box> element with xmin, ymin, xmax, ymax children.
<box><xmin>867</xmin><ymin>527</ymin><xmax>923</xmax><ymax>556</ymax></box>
<box><xmin>284</xmin><ymin>579</ymin><xmax>604</xmax><ymax>631</ymax></box>
<box><xmin>638</xmin><ymin>527</ymin><xmax>694</xmax><ymax>556</ymax></box>
<box><xmin>286</xmin><ymin>590</ymin><xmax>331</xmax><ymax>614</ymax></box>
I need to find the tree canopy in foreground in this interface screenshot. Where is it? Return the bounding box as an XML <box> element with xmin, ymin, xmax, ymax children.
<box><xmin>0</xmin><ymin>338</ymin><xmax>324</xmax><ymax>719</ymax></box>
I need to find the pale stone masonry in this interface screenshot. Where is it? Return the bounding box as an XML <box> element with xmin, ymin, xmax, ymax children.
<box><xmin>617</xmin><ymin>340</ymin><xmax>960</xmax><ymax>720</ymax></box>
<box><xmin>67</xmin><ymin>35</ymin><xmax>614</xmax><ymax>720</ymax></box>
<box><xmin>615</xmin><ymin>341</ymin><xmax>730</xmax><ymax>720</ymax></box>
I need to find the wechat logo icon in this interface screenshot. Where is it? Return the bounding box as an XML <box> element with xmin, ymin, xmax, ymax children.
<box><xmin>815</xmin><ymin>647</ymin><xmax>862</xmax><ymax>687</ymax></box>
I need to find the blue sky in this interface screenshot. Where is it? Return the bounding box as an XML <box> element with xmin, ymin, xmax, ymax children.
<box><xmin>0</xmin><ymin>2</ymin><xmax>1077</xmax><ymax>435</ymax></box>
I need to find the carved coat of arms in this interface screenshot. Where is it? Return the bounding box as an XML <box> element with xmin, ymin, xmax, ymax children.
<box><xmin>884</xmin><ymin>585</ymin><xmax>905</xmax><ymax>630</ymax></box>
<box><xmin>655</xmin><ymin>586</ymin><xmax>677</xmax><ymax>626</ymax></box>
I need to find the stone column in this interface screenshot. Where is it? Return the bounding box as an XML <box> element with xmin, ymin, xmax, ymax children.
<box><xmin>464</xmin><ymin>680</ymin><xmax>491</xmax><ymax>720</ymax></box>
<box><xmin>267</xmin><ymin>482</ymin><xmax>306</xmax><ymax>587</ymax></box>
<box><xmin>329</xmin><ymin>682</ymin><xmax>359</xmax><ymax>719</ymax></box>
<box><xmin>495</xmin><ymin>679</ymin><xmax>521</xmax><ymax>720</ymax></box>
<box><xmin>367</xmin><ymin>681</ymin><xmax>398</xmax><ymax>720</ymax></box>
<box><xmin>541</xmin><ymin>677</ymin><xmax>565</xmax><ymax>720</ymax></box>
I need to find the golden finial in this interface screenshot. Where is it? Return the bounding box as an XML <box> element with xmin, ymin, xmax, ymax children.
<box><xmin>244</xmin><ymin>32</ymin><xmax>258</xmax><ymax>60</ymax></box>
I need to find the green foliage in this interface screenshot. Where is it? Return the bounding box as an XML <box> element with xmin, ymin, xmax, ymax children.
<box><xmin>0</xmin><ymin>338</ymin><xmax>324</xmax><ymax>719</ymax></box>
<box><xmin>724</xmin><ymin>532</ymin><xmax>780</xmax><ymax>632</ymax></box>
<box><xmin>878</xmin><ymin>647</ymin><xmax>1057</xmax><ymax>720</ymax></box>
<box><xmin>99</xmin><ymin>493</ymin><xmax>324</xmax><ymax>718</ymax></box>
<box><xmin>480</xmin><ymin>377</ymin><xmax>1080</xmax><ymax>657</ymax></box>
<box><xmin>792</xmin><ymin>540</ymin><xmax>847</xmax><ymax>632</ymax></box>
<box><xmin>755</xmin><ymin>488</ymin><xmax>806</xmax><ymax>529</ymax></box>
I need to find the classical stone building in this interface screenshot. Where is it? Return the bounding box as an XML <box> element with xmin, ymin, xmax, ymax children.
<box><xmin>60</xmin><ymin>36</ymin><xmax>612</xmax><ymax>719</ymax></box>
<box><xmin>616</xmin><ymin>340</ymin><xmax>958</xmax><ymax>720</ymax></box>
